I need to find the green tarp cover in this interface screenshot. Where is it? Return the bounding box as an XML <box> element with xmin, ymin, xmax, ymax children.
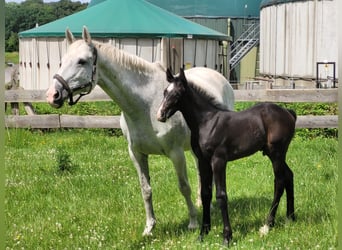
<box><xmin>146</xmin><ymin>0</ymin><xmax>262</xmax><ymax>18</ymax></box>
<box><xmin>19</xmin><ymin>0</ymin><xmax>228</xmax><ymax>39</ymax></box>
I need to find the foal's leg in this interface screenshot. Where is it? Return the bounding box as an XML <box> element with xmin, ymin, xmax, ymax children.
<box><xmin>128</xmin><ymin>147</ymin><xmax>156</xmax><ymax>236</ymax></box>
<box><xmin>284</xmin><ymin>161</ymin><xmax>295</xmax><ymax>221</ymax></box>
<box><xmin>212</xmin><ymin>157</ymin><xmax>232</xmax><ymax>245</ymax></box>
<box><xmin>169</xmin><ymin>148</ymin><xmax>198</xmax><ymax>230</ymax></box>
<box><xmin>191</xmin><ymin>151</ymin><xmax>215</xmax><ymax>209</ymax></box>
<box><xmin>198</xmin><ymin>160</ymin><xmax>213</xmax><ymax>241</ymax></box>
<box><xmin>262</xmin><ymin>153</ymin><xmax>294</xmax><ymax>233</ymax></box>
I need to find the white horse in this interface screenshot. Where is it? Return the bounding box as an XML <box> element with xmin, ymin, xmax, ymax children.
<box><xmin>46</xmin><ymin>27</ymin><xmax>235</xmax><ymax>236</ymax></box>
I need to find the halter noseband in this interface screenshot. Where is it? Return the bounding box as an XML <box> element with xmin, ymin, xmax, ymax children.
<box><xmin>53</xmin><ymin>47</ymin><xmax>97</xmax><ymax>106</ymax></box>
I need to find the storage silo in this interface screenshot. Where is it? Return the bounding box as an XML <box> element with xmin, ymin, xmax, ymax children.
<box><xmin>260</xmin><ymin>0</ymin><xmax>338</xmax><ymax>88</ymax></box>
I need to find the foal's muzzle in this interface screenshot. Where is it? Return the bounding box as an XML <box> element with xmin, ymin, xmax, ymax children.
<box><xmin>157</xmin><ymin>113</ymin><xmax>167</xmax><ymax>123</ymax></box>
<box><xmin>157</xmin><ymin>106</ymin><xmax>175</xmax><ymax>123</ymax></box>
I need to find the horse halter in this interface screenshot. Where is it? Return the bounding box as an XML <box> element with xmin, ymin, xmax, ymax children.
<box><xmin>53</xmin><ymin>47</ymin><xmax>98</xmax><ymax>106</ymax></box>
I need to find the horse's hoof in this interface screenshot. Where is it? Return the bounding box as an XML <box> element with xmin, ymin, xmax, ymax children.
<box><xmin>222</xmin><ymin>238</ymin><xmax>229</xmax><ymax>246</ymax></box>
<box><xmin>142</xmin><ymin>219</ymin><xmax>156</xmax><ymax>236</ymax></box>
<box><xmin>287</xmin><ymin>213</ymin><xmax>296</xmax><ymax>222</ymax></box>
<box><xmin>142</xmin><ymin>230</ymin><xmax>153</xmax><ymax>237</ymax></box>
<box><xmin>259</xmin><ymin>224</ymin><xmax>270</xmax><ymax>237</ymax></box>
<box><xmin>222</xmin><ymin>231</ymin><xmax>232</xmax><ymax>246</ymax></box>
<box><xmin>188</xmin><ymin>219</ymin><xmax>199</xmax><ymax>230</ymax></box>
<box><xmin>197</xmin><ymin>234</ymin><xmax>204</xmax><ymax>242</ymax></box>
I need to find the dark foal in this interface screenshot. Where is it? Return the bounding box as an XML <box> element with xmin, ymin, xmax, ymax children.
<box><xmin>157</xmin><ymin>68</ymin><xmax>296</xmax><ymax>245</ymax></box>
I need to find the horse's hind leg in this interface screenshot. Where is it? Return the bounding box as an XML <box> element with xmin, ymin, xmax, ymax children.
<box><xmin>284</xmin><ymin>161</ymin><xmax>295</xmax><ymax>221</ymax></box>
<box><xmin>128</xmin><ymin>148</ymin><xmax>156</xmax><ymax>236</ymax></box>
<box><xmin>262</xmin><ymin>151</ymin><xmax>294</xmax><ymax>234</ymax></box>
<box><xmin>169</xmin><ymin>148</ymin><xmax>198</xmax><ymax>230</ymax></box>
<box><xmin>190</xmin><ymin>151</ymin><xmax>203</xmax><ymax>207</ymax></box>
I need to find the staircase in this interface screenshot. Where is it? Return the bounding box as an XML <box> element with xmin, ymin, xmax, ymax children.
<box><xmin>229</xmin><ymin>21</ymin><xmax>260</xmax><ymax>71</ymax></box>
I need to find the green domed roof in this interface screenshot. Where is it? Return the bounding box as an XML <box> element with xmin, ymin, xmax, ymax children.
<box><xmin>20</xmin><ymin>0</ymin><xmax>227</xmax><ymax>39</ymax></box>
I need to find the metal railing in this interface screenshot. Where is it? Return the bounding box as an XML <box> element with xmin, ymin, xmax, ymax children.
<box><xmin>229</xmin><ymin>21</ymin><xmax>260</xmax><ymax>70</ymax></box>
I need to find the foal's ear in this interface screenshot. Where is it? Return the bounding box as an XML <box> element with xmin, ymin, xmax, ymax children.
<box><xmin>179</xmin><ymin>68</ymin><xmax>187</xmax><ymax>86</ymax></box>
<box><xmin>82</xmin><ymin>26</ymin><xmax>92</xmax><ymax>44</ymax></box>
<box><xmin>65</xmin><ymin>28</ymin><xmax>75</xmax><ymax>45</ymax></box>
<box><xmin>166</xmin><ymin>68</ymin><xmax>174</xmax><ymax>83</ymax></box>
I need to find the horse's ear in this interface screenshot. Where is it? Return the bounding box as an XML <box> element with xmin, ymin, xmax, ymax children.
<box><xmin>166</xmin><ymin>68</ymin><xmax>174</xmax><ymax>83</ymax></box>
<box><xmin>82</xmin><ymin>26</ymin><xmax>92</xmax><ymax>44</ymax></box>
<box><xmin>65</xmin><ymin>28</ymin><xmax>75</xmax><ymax>45</ymax></box>
<box><xmin>179</xmin><ymin>68</ymin><xmax>187</xmax><ymax>86</ymax></box>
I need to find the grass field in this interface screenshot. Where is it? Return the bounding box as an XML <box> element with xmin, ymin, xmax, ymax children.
<box><xmin>5</xmin><ymin>52</ymin><xmax>19</xmax><ymax>65</ymax></box>
<box><xmin>5</xmin><ymin>128</ymin><xmax>337</xmax><ymax>249</ymax></box>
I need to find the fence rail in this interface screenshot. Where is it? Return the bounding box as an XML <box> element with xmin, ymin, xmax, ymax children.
<box><xmin>5</xmin><ymin>88</ymin><xmax>338</xmax><ymax>103</ymax></box>
<box><xmin>5</xmin><ymin>114</ymin><xmax>338</xmax><ymax>129</ymax></box>
<box><xmin>5</xmin><ymin>88</ymin><xmax>338</xmax><ymax>129</ymax></box>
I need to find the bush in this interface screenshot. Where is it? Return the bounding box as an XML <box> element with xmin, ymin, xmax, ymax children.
<box><xmin>55</xmin><ymin>146</ymin><xmax>77</xmax><ymax>173</ymax></box>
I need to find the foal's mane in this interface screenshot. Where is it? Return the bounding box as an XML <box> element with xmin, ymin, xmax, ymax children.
<box><xmin>94</xmin><ymin>41</ymin><xmax>159</xmax><ymax>74</ymax></box>
<box><xmin>186</xmin><ymin>79</ymin><xmax>230</xmax><ymax>111</ymax></box>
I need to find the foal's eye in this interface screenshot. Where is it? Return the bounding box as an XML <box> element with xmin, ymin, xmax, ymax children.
<box><xmin>78</xmin><ymin>59</ymin><xmax>87</xmax><ymax>65</ymax></box>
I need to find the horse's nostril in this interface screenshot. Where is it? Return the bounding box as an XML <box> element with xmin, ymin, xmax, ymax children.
<box><xmin>53</xmin><ymin>89</ymin><xmax>62</xmax><ymax>100</ymax></box>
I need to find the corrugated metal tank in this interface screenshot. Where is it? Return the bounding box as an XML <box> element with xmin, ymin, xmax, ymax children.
<box><xmin>260</xmin><ymin>0</ymin><xmax>338</xmax><ymax>87</ymax></box>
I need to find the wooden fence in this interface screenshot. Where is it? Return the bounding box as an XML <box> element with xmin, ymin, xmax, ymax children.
<box><xmin>5</xmin><ymin>88</ymin><xmax>338</xmax><ymax>129</ymax></box>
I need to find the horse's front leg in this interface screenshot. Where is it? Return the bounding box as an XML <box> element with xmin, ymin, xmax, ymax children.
<box><xmin>169</xmin><ymin>148</ymin><xmax>198</xmax><ymax>230</ymax></box>
<box><xmin>198</xmin><ymin>159</ymin><xmax>213</xmax><ymax>241</ymax></box>
<box><xmin>212</xmin><ymin>157</ymin><xmax>232</xmax><ymax>245</ymax></box>
<box><xmin>128</xmin><ymin>147</ymin><xmax>156</xmax><ymax>236</ymax></box>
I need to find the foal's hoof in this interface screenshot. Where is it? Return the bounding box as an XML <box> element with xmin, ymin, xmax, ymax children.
<box><xmin>287</xmin><ymin>213</ymin><xmax>296</xmax><ymax>222</ymax></box>
<box><xmin>197</xmin><ymin>234</ymin><xmax>204</xmax><ymax>242</ymax></box>
<box><xmin>223</xmin><ymin>232</ymin><xmax>232</xmax><ymax>246</ymax></box>
<box><xmin>223</xmin><ymin>238</ymin><xmax>230</xmax><ymax>246</ymax></box>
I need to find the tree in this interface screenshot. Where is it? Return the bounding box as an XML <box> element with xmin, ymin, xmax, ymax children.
<box><xmin>5</xmin><ymin>0</ymin><xmax>87</xmax><ymax>52</ymax></box>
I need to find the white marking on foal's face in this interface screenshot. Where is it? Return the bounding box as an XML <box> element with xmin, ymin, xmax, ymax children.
<box><xmin>166</xmin><ymin>83</ymin><xmax>175</xmax><ymax>94</ymax></box>
<box><xmin>157</xmin><ymin>83</ymin><xmax>176</xmax><ymax>122</ymax></box>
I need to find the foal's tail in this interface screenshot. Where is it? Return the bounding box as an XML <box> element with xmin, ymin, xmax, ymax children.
<box><xmin>287</xmin><ymin>109</ymin><xmax>297</xmax><ymax>121</ymax></box>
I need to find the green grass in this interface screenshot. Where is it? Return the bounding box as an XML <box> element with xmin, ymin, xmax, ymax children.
<box><xmin>5</xmin><ymin>129</ymin><xmax>337</xmax><ymax>249</ymax></box>
<box><xmin>5</xmin><ymin>52</ymin><xmax>19</xmax><ymax>65</ymax></box>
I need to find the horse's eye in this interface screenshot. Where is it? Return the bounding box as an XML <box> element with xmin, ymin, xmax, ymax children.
<box><xmin>78</xmin><ymin>59</ymin><xmax>86</xmax><ymax>65</ymax></box>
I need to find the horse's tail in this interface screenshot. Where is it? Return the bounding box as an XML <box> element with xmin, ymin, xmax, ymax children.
<box><xmin>287</xmin><ymin>109</ymin><xmax>297</xmax><ymax>121</ymax></box>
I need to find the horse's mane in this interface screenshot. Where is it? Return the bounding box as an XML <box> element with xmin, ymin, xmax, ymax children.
<box><xmin>94</xmin><ymin>42</ymin><xmax>158</xmax><ymax>74</ymax></box>
<box><xmin>187</xmin><ymin>80</ymin><xmax>231</xmax><ymax>111</ymax></box>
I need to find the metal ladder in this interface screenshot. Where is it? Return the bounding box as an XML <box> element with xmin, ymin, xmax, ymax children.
<box><xmin>229</xmin><ymin>21</ymin><xmax>260</xmax><ymax>71</ymax></box>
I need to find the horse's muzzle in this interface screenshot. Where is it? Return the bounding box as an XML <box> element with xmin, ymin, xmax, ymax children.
<box><xmin>52</xmin><ymin>91</ymin><xmax>65</xmax><ymax>108</ymax></box>
<box><xmin>157</xmin><ymin>109</ymin><xmax>167</xmax><ymax>122</ymax></box>
<box><xmin>46</xmin><ymin>86</ymin><xmax>65</xmax><ymax>108</ymax></box>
